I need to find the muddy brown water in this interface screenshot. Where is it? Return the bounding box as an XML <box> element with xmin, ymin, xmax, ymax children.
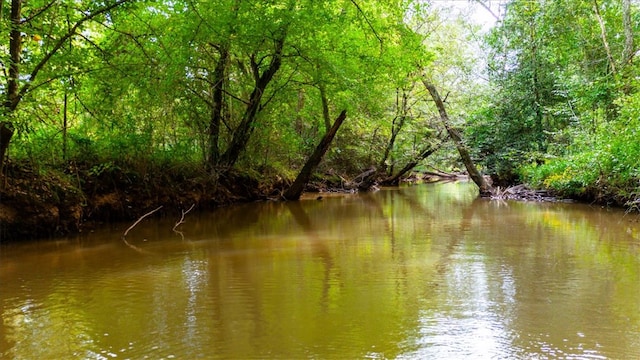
<box><xmin>1</xmin><ymin>182</ymin><xmax>639</xmax><ymax>359</ymax></box>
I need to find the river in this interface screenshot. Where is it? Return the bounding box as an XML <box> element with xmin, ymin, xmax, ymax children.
<box><xmin>1</xmin><ymin>182</ymin><xmax>639</xmax><ymax>359</ymax></box>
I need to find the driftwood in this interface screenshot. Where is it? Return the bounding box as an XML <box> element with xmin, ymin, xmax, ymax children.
<box><xmin>353</xmin><ymin>167</ymin><xmax>378</xmax><ymax>191</ymax></box>
<box><xmin>173</xmin><ymin>204</ymin><xmax>196</xmax><ymax>241</ymax></box>
<box><xmin>122</xmin><ymin>205</ymin><xmax>163</xmax><ymax>240</ymax></box>
<box><xmin>489</xmin><ymin>184</ymin><xmax>557</xmax><ymax>202</ymax></box>
<box><xmin>121</xmin><ymin>205</ymin><xmax>163</xmax><ymax>253</ymax></box>
<box><xmin>172</xmin><ymin>204</ymin><xmax>196</xmax><ymax>232</ymax></box>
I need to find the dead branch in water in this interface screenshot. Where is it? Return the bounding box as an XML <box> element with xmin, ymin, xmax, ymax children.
<box><xmin>173</xmin><ymin>204</ymin><xmax>195</xmax><ymax>232</ymax></box>
<box><xmin>122</xmin><ymin>205</ymin><xmax>163</xmax><ymax>240</ymax></box>
<box><xmin>123</xmin><ymin>238</ymin><xmax>149</xmax><ymax>254</ymax></box>
<box><xmin>173</xmin><ymin>204</ymin><xmax>196</xmax><ymax>241</ymax></box>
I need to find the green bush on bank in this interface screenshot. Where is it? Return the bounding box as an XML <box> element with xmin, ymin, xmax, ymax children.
<box><xmin>520</xmin><ymin>92</ymin><xmax>640</xmax><ymax>207</ymax></box>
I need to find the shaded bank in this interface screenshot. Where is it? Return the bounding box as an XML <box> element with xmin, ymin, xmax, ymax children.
<box><xmin>0</xmin><ymin>159</ymin><xmax>631</xmax><ymax>242</ymax></box>
<box><xmin>0</xmin><ymin>160</ymin><xmax>287</xmax><ymax>241</ymax></box>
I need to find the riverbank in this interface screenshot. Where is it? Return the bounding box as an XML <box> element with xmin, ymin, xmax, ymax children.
<box><xmin>0</xmin><ymin>160</ymin><xmax>634</xmax><ymax>242</ymax></box>
<box><xmin>0</xmin><ymin>160</ymin><xmax>292</xmax><ymax>241</ymax></box>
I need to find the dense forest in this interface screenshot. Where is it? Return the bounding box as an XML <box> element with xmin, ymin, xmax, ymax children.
<box><xmin>0</xmin><ymin>0</ymin><xmax>638</xmax><ymax>239</ymax></box>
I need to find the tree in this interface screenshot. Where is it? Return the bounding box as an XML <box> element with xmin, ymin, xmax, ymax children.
<box><xmin>283</xmin><ymin>110</ymin><xmax>347</xmax><ymax>200</ymax></box>
<box><xmin>423</xmin><ymin>81</ymin><xmax>491</xmax><ymax>195</ymax></box>
<box><xmin>0</xmin><ymin>0</ymin><xmax>133</xmax><ymax>173</ymax></box>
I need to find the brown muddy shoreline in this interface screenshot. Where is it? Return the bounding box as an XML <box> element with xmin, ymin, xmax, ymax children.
<box><xmin>0</xmin><ymin>161</ymin><xmax>293</xmax><ymax>242</ymax></box>
<box><xmin>0</xmin><ymin>162</ymin><xmax>630</xmax><ymax>242</ymax></box>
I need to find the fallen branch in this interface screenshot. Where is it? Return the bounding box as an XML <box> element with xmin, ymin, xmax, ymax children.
<box><xmin>424</xmin><ymin>165</ymin><xmax>460</xmax><ymax>178</ymax></box>
<box><xmin>122</xmin><ymin>205</ymin><xmax>163</xmax><ymax>240</ymax></box>
<box><xmin>173</xmin><ymin>204</ymin><xmax>195</xmax><ymax>233</ymax></box>
<box><xmin>122</xmin><ymin>239</ymin><xmax>149</xmax><ymax>254</ymax></box>
<box><xmin>352</xmin><ymin>166</ymin><xmax>378</xmax><ymax>191</ymax></box>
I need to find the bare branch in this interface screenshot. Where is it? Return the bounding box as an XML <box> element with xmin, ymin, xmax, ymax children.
<box><xmin>194</xmin><ymin>75</ymin><xmax>251</xmax><ymax>105</ymax></box>
<box><xmin>473</xmin><ymin>0</ymin><xmax>500</xmax><ymax>21</ymax></box>
<box><xmin>122</xmin><ymin>205</ymin><xmax>163</xmax><ymax>240</ymax></box>
<box><xmin>20</xmin><ymin>0</ymin><xmax>56</xmax><ymax>24</ymax></box>
<box><xmin>260</xmin><ymin>65</ymin><xmax>299</xmax><ymax>111</ymax></box>
<box><xmin>349</xmin><ymin>0</ymin><xmax>382</xmax><ymax>46</ymax></box>
<box><xmin>173</xmin><ymin>204</ymin><xmax>196</xmax><ymax>232</ymax></box>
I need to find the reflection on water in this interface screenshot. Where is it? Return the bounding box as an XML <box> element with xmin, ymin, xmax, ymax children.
<box><xmin>1</xmin><ymin>182</ymin><xmax>640</xmax><ymax>359</ymax></box>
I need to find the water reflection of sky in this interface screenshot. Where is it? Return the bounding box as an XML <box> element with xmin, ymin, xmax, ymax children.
<box><xmin>398</xmin><ymin>257</ymin><xmax>520</xmax><ymax>359</ymax></box>
<box><xmin>397</xmin><ymin>248</ymin><xmax>612</xmax><ymax>360</ymax></box>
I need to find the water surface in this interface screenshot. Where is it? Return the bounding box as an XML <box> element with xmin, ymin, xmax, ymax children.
<box><xmin>1</xmin><ymin>182</ymin><xmax>639</xmax><ymax>359</ymax></box>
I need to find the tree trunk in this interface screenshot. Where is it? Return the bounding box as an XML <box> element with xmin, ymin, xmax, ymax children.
<box><xmin>319</xmin><ymin>82</ymin><xmax>331</xmax><ymax>133</ymax></box>
<box><xmin>283</xmin><ymin>110</ymin><xmax>347</xmax><ymax>200</ymax></box>
<box><xmin>422</xmin><ymin>81</ymin><xmax>492</xmax><ymax>196</ymax></box>
<box><xmin>7</xmin><ymin>0</ymin><xmax>22</xmax><ymax>112</ymax></box>
<box><xmin>379</xmin><ymin>88</ymin><xmax>408</xmax><ymax>175</ymax></box>
<box><xmin>593</xmin><ymin>0</ymin><xmax>617</xmax><ymax>74</ymax></box>
<box><xmin>381</xmin><ymin>144</ymin><xmax>439</xmax><ymax>186</ymax></box>
<box><xmin>219</xmin><ymin>35</ymin><xmax>285</xmax><ymax>168</ymax></box>
<box><xmin>0</xmin><ymin>122</ymin><xmax>13</xmax><ymax>173</ymax></box>
<box><xmin>1</xmin><ymin>0</ymin><xmax>22</xmax><ymax>175</ymax></box>
<box><xmin>208</xmin><ymin>45</ymin><xmax>229</xmax><ymax>169</ymax></box>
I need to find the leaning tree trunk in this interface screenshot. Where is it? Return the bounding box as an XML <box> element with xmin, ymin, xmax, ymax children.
<box><xmin>381</xmin><ymin>144</ymin><xmax>439</xmax><ymax>186</ymax></box>
<box><xmin>593</xmin><ymin>0</ymin><xmax>617</xmax><ymax>75</ymax></box>
<box><xmin>283</xmin><ymin>110</ymin><xmax>347</xmax><ymax>200</ymax></box>
<box><xmin>219</xmin><ymin>35</ymin><xmax>285</xmax><ymax>169</ymax></box>
<box><xmin>422</xmin><ymin>81</ymin><xmax>492</xmax><ymax>196</ymax></box>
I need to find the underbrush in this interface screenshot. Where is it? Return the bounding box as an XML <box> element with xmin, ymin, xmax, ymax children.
<box><xmin>520</xmin><ymin>133</ymin><xmax>640</xmax><ymax>209</ymax></box>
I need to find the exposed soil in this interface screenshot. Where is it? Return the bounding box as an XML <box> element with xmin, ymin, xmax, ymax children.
<box><xmin>1</xmin><ymin>161</ymin><xmax>623</xmax><ymax>242</ymax></box>
<box><xmin>0</xmin><ymin>160</ymin><xmax>291</xmax><ymax>242</ymax></box>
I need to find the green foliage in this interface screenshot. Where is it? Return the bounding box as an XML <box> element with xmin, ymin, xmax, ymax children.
<box><xmin>467</xmin><ymin>0</ymin><xmax>640</xmax><ymax>207</ymax></box>
<box><xmin>521</xmin><ymin>89</ymin><xmax>640</xmax><ymax>204</ymax></box>
<box><xmin>3</xmin><ymin>0</ymin><xmax>434</xmax><ymax>182</ymax></box>
<box><xmin>6</xmin><ymin>0</ymin><xmax>637</xmax><ymax>210</ymax></box>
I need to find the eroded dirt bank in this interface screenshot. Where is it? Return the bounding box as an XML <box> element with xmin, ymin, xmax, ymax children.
<box><xmin>0</xmin><ymin>161</ymin><xmax>290</xmax><ymax>241</ymax></box>
<box><xmin>1</xmin><ymin>161</ymin><xmax>632</xmax><ymax>242</ymax></box>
